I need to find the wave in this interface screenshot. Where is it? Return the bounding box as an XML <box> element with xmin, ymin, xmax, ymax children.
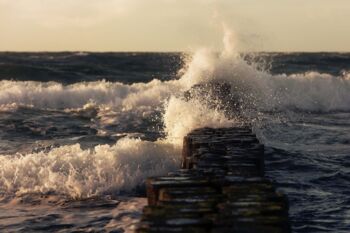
<box><xmin>0</xmin><ymin>96</ymin><xmax>232</xmax><ymax>198</ymax></box>
<box><xmin>0</xmin><ymin>82</ymin><xmax>232</xmax><ymax>199</ymax></box>
<box><xmin>179</xmin><ymin>43</ymin><xmax>350</xmax><ymax>112</ymax></box>
<box><xmin>0</xmin><ymin>79</ymin><xmax>180</xmax><ymax>110</ymax></box>
<box><xmin>0</xmin><ymin>138</ymin><xmax>180</xmax><ymax>198</ymax></box>
<box><xmin>1</xmin><ymin>27</ymin><xmax>350</xmax><ymax>198</ymax></box>
<box><xmin>1</xmin><ymin>57</ymin><xmax>350</xmax><ymax>113</ymax></box>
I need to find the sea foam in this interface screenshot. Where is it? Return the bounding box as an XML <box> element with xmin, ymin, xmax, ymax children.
<box><xmin>0</xmin><ymin>138</ymin><xmax>180</xmax><ymax>198</ymax></box>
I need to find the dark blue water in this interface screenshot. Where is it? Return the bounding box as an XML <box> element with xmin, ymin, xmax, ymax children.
<box><xmin>1</xmin><ymin>52</ymin><xmax>349</xmax><ymax>83</ymax></box>
<box><xmin>0</xmin><ymin>52</ymin><xmax>349</xmax><ymax>232</ymax></box>
<box><xmin>0</xmin><ymin>52</ymin><xmax>184</xmax><ymax>84</ymax></box>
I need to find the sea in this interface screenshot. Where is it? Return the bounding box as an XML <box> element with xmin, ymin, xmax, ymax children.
<box><xmin>0</xmin><ymin>49</ymin><xmax>349</xmax><ymax>233</ymax></box>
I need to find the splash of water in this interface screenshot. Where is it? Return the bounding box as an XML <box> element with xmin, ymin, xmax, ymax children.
<box><xmin>180</xmin><ymin>27</ymin><xmax>350</xmax><ymax>112</ymax></box>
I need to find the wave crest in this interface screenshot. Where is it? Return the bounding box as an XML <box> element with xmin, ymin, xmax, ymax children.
<box><xmin>0</xmin><ymin>138</ymin><xmax>180</xmax><ymax>198</ymax></box>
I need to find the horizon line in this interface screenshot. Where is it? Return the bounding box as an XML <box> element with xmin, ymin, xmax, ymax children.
<box><xmin>0</xmin><ymin>50</ymin><xmax>350</xmax><ymax>54</ymax></box>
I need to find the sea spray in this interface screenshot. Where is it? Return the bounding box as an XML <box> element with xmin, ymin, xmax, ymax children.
<box><xmin>163</xmin><ymin>97</ymin><xmax>234</xmax><ymax>144</ymax></box>
<box><xmin>179</xmin><ymin>27</ymin><xmax>350</xmax><ymax>112</ymax></box>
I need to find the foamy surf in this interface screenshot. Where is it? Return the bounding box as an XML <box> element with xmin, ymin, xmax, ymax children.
<box><xmin>0</xmin><ymin>89</ymin><xmax>233</xmax><ymax>198</ymax></box>
<box><xmin>0</xmin><ymin>79</ymin><xmax>181</xmax><ymax>110</ymax></box>
<box><xmin>0</xmin><ymin>138</ymin><xmax>180</xmax><ymax>198</ymax></box>
<box><xmin>1</xmin><ymin>55</ymin><xmax>350</xmax><ymax>114</ymax></box>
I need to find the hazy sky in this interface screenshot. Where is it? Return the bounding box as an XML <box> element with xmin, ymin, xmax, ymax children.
<box><xmin>0</xmin><ymin>0</ymin><xmax>349</xmax><ymax>52</ymax></box>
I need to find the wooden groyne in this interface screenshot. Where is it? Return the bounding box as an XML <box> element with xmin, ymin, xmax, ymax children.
<box><xmin>136</xmin><ymin>126</ymin><xmax>291</xmax><ymax>233</ymax></box>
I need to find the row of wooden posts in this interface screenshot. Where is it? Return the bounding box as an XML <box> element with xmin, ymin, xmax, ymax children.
<box><xmin>136</xmin><ymin>126</ymin><xmax>291</xmax><ymax>233</ymax></box>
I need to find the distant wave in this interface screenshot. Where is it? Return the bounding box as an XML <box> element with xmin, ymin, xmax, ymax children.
<box><xmin>0</xmin><ymin>79</ymin><xmax>179</xmax><ymax>110</ymax></box>
<box><xmin>1</xmin><ymin>70</ymin><xmax>350</xmax><ymax>115</ymax></box>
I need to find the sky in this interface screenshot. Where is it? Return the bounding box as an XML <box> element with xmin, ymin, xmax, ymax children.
<box><xmin>0</xmin><ymin>0</ymin><xmax>349</xmax><ymax>52</ymax></box>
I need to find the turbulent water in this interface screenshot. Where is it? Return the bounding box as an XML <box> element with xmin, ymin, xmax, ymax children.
<box><xmin>0</xmin><ymin>45</ymin><xmax>350</xmax><ymax>232</ymax></box>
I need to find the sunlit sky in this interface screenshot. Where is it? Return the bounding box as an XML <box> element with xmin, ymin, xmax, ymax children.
<box><xmin>0</xmin><ymin>0</ymin><xmax>349</xmax><ymax>52</ymax></box>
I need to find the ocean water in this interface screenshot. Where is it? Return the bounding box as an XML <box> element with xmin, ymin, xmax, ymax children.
<box><xmin>0</xmin><ymin>48</ymin><xmax>349</xmax><ymax>232</ymax></box>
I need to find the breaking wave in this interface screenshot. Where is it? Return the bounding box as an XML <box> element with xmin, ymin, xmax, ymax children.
<box><xmin>0</xmin><ymin>138</ymin><xmax>180</xmax><ymax>198</ymax></box>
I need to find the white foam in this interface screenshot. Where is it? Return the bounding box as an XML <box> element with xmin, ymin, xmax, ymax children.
<box><xmin>179</xmin><ymin>27</ymin><xmax>350</xmax><ymax>112</ymax></box>
<box><xmin>0</xmin><ymin>79</ymin><xmax>180</xmax><ymax>110</ymax></box>
<box><xmin>0</xmin><ymin>103</ymin><xmax>21</xmax><ymax>112</ymax></box>
<box><xmin>0</xmin><ymin>138</ymin><xmax>180</xmax><ymax>198</ymax></box>
<box><xmin>264</xmin><ymin>72</ymin><xmax>350</xmax><ymax>111</ymax></box>
<box><xmin>163</xmin><ymin>97</ymin><xmax>234</xmax><ymax>144</ymax></box>
<box><xmin>1</xmin><ymin>53</ymin><xmax>349</xmax><ymax>114</ymax></box>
